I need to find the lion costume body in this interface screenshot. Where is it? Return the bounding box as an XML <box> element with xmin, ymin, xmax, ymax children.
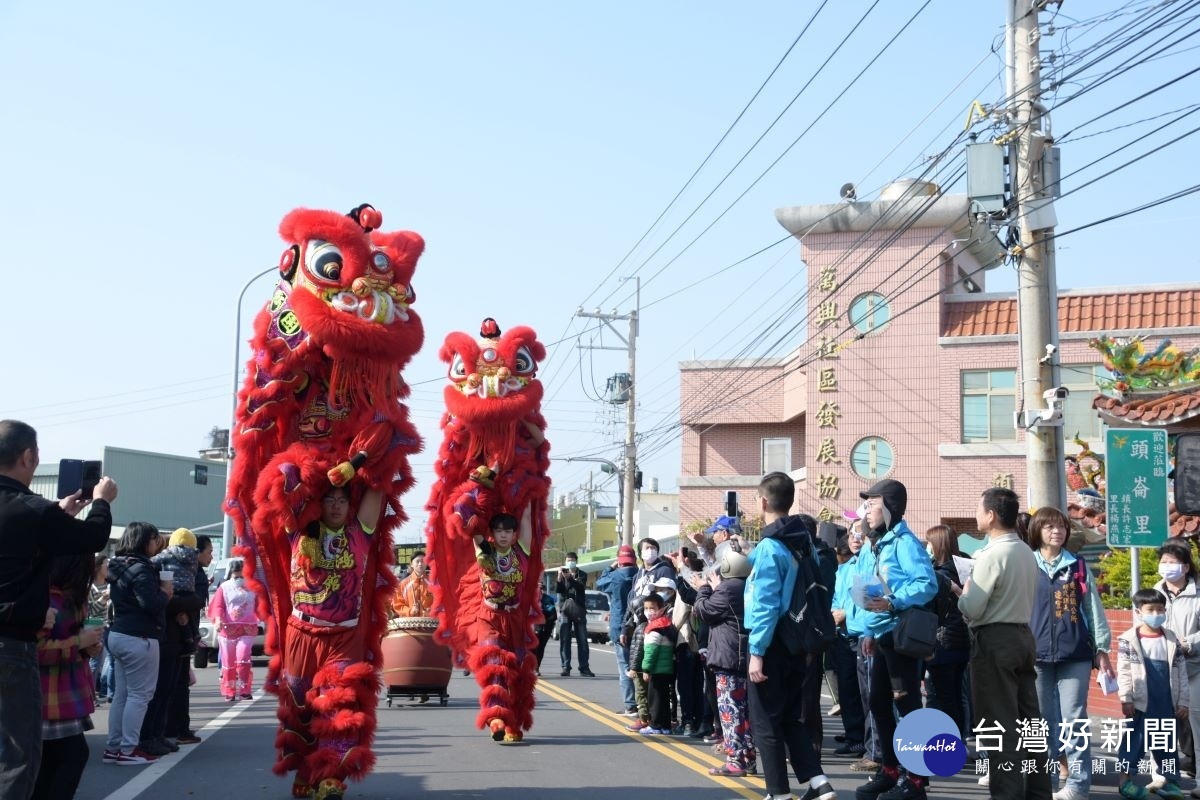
<box><xmin>225</xmin><ymin>204</ymin><xmax>423</xmax><ymax>800</ymax></box>
<box><xmin>425</xmin><ymin>319</ymin><xmax>550</xmax><ymax>742</ymax></box>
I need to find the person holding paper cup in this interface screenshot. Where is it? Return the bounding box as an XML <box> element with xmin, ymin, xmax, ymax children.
<box><xmin>104</xmin><ymin>523</ymin><xmax>172</xmax><ymax>766</ymax></box>
<box><xmin>1027</xmin><ymin>507</ymin><xmax>1112</xmax><ymax>800</ymax></box>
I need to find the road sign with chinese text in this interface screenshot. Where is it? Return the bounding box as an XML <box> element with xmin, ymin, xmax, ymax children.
<box><xmin>1106</xmin><ymin>428</ymin><xmax>1170</xmax><ymax>548</ymax></box>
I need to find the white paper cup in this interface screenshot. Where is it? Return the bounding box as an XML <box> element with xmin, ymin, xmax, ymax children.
<box><xmin>160</xmin><ymin>570</ymin><xmax>175</xmax><ymax>583</ymax></box>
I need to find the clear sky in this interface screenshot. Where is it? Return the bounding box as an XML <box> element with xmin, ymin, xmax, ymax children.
<box><xmin>3</xmin><ymin>1</ymin><xmax>1197</xmax><ymax>541</ymax></box>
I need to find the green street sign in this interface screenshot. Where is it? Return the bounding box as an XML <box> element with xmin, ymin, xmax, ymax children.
<box><xmin>1106</xmin><ymin>428</ymin><xmax>1170</xmax><ymax>548</ymax></box>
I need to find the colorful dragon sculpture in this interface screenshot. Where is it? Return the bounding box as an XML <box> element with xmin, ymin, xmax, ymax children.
<box><xmin>1091</xmin><ymin>334</ymin><xmax>1200</xmax><ymax>395</ymax></box>
<box><xmin>425</xmin><ymin>318</ymin><xmax>550</xmax><ymax>743</ymax></box>
<box><xmin>225</xmin><ymin>204</ymin><xmax>424</xmax><ymax>800</ymax></box>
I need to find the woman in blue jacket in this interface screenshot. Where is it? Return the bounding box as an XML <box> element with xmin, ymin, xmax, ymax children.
<box><xmin>103</xmin><ymin>522</ymin><xmax>172</xmax><ymax>765</ymax></box>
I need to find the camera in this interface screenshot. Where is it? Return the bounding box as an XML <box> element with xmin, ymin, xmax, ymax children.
<box><xmin>1043</xmin><ymin>387</ymin><xmax>1068</xmax><ymax>402</ymax></box>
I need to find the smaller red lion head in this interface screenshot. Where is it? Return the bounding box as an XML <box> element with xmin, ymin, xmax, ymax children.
<box><xmin>439</xmin><ymin>320</ymin><xmax>545</xmax><ymax>424</ymax></box>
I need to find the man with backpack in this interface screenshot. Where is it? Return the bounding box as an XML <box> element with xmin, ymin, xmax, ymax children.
<box><xmin>744</xmin><ymin>471</ymin><xmax>837</xmax><ymax>800</ymax></box>
<box><xmin>853</xmin><ymin>479</ymin><xmax>938</xmax><ymax>800</ymax></box>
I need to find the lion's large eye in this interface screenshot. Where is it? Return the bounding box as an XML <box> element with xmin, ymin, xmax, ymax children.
<box><xmin>448</xmin><ymin>354</ymin><xmax>467</xmax><ymax>381</ymax></box>
<box><xmin>304</xmin><ymin>240</ymin><xmax>343</xmax><ymax>283</ymax></box>
<box><xmin>513</xmin><ymin>346</ymin><xmax>536</xmax><ymax>374</ymax></box>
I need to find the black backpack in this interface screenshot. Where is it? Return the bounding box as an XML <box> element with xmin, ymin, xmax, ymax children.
<box><xmin>775</xmin><ymin>531</ymin><xmax>838</xmax><ymax>657</ymax></box>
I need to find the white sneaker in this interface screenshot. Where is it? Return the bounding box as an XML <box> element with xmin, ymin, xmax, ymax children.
<box><xmin>978</xmin><ymin>774</ymin><xmax>989</xmax><ymax>785</ymax></box>
<box><xmin>1148</xmin><ymin>774</ymin><xmax>1167</xmax><ymax>791</ymax></box>
<box><xmin>1052</xmin><ymin>788</ymin><xmax>1087</xmax><ymax>800</ymax></box>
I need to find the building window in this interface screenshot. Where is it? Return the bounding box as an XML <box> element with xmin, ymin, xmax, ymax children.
<box><xmin>961</xmin><ymin>369</ymin><xmax>1017</xmax><ymax>442</ymax></box>
<box><xmin>762</xmin><ymin>437</ymin><xmax>792</xmax><ymax>473</ymax></box>
<box><xmin>1061</xmin><ymin>363</ymin><xmax>1107</xmax><ymax>440</ymax></box>
<box><xmin>851</xmin><ymin>437</ymin><xmax>894</xmax><ymax>480</ymax></box>
<box><xmin>848</xmin><ymin>292</ymin><xmax>891</xmax><ymax>334</ymax></box>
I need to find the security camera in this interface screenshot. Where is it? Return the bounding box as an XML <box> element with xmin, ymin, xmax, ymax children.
<box><xmin>1043</xmin><ymin>387</ymin><xmax>1069</xmax><ymax>402</ymax></box>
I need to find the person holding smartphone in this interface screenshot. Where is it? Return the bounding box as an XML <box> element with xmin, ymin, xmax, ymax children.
<box><xmin>556</xmin><ymin>553</ymin><xmax>592</xmax><ymax>677</ymax></box>
<box><xmin>0</xmin><ymin>420</ymin><xmax>117</xmax><ymax>796</ymax></box>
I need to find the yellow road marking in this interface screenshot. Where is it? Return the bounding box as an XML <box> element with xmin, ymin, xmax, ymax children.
<box><xmin>536</xmin><ymin>679</ymin><xmax>761</xmax><ymax>800</ymax></box>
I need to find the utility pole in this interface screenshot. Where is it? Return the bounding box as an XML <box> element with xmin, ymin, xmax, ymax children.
<box><xmin>584</xmin><ymin>471</ymin><xmax>594</xmax><ymax>554</ymax></box>
<box><xmin>576</xmin><ymin>277</ymin><xmax>639</xmax><ymax>547</ymax></box>
<box><xmin>1011</xmin><ymin>0</ymin><xmax>1066</xmax><ymax>512</ymax></box>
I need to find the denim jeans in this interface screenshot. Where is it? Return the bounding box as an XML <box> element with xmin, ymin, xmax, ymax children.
<box><xmin>0</xmin><ymin>636</ymin><xmax>42</xmax><ymax>800</ymax></box>
<box><xmin>613</xmin><ymin>634</ymin><xmax>635</xmax><ymax>709</ymax></box>
<box><xmin>106</xmin><ymin>632</ymin><xmax>160</xmax><ymax>752</ymax></box>
<box><xmin>1034</xmin><ymin>658</ymin><xmax>1093</xmax><ymax>794</ymax></box>
<box><xmin>1119</xmin><ymin>709</ymin><xmax>1179</xmax><ymax>781</ymax></box>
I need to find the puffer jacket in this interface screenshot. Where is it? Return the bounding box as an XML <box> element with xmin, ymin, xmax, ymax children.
<box><xmin>107</xmin><ymin>554</ymin><xmax>168</xmax><ymax>639</ymax></box>
<box><xmin>1117</xmin><ymin>624</ymin><xmax>1190</xmax><ymax>713</ymax></box>
<box><xmin>692</xmin><ymin>577</ymin><xmax>748</xmax><ymax>675</ymax></box>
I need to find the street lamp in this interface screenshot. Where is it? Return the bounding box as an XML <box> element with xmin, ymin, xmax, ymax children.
<box><xmin>221</xmin><ymin>266</ymin><xmax>278</xmax><ymax>558</ymax></box>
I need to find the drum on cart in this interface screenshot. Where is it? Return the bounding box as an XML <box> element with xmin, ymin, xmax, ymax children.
<box><xmin>382</xmin><ymin>616</ymin><xmax>452</xmax><ymax>706</ymax></box>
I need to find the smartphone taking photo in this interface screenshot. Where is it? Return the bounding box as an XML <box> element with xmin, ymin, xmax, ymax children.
<box><xmin>57</xmin><ymin>459</ymin><xmax>102</xmax><ymax>499</ymax></box>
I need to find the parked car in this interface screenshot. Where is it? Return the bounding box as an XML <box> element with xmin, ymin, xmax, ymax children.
<box><xmin>195</xmin><ymin>557</ymin><xmax>266</xmax><ymax>669</ymax></box>
<box><xmin>585</xmin><ymin>589</ymin><xmax>610</xmax><ymax>644</ymax></box>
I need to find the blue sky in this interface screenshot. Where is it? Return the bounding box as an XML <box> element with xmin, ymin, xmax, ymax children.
<box><xmin>3</xmin><ymin>2</ymin><xmax>1196</xmax><ymax>540</ymax></box>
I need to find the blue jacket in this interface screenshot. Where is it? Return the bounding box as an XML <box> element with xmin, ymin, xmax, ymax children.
<box><xmin>855</xmin><ymin>520</ymin><xmax>937</xmax><ymax>639</ymax></box>
<box><xmin>744</xmin><ymin>515</ymin><xmax>814</xmax><ymax>657</ymax></box>
<box><xmin>596</xmin><ymin>565</ymin><xmax>636</xmax><ymax>638</ymax></box>
<box><xmin>834</xmin><ymin>556</ymin><xmax>865</xmax><ymax>639</ymax></box>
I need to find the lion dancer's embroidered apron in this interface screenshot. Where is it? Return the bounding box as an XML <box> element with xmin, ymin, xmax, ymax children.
<box><xmin>277</xmin><ymin>519</ymin><xmax>380</xmax><ymax>797</ymax></box>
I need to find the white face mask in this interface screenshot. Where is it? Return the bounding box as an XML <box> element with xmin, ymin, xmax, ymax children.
<box><xmin>1160</xmin><ymin>563</ymin><xmax>1187</xmax><ymax>583</ymax></box>
<box><xmin>926</xmin><ymin>543</ymin><xmax>935</xmax><ymax>559</ymax></box>
<box><xmin>642</xmin><ymin>548</ymin><xmax>658</xmax><ymax>564</ymax></box>
<box><xmin>564</xmin><ymin>560</ymin><xmax>577</xmax><ymax>570</ymax></box>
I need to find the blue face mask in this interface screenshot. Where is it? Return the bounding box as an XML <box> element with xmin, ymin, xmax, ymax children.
<box><xmin>564</xmin><ymin>561</ymin><xmax>577</xmax><ymax>570</ymax></box>
<box><xmin>1142</xmin><ymin>613</ymin><xmax>1167</xmax><ymax>629</ymax></box>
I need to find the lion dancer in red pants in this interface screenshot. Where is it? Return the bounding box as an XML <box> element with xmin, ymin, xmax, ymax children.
<box><xmin>470</xmin><ymin>507</ymin><xmax>537</xmax><ymax>742</ymax></box>
<box><xmin>226</xmin><ymin>203</ymin><xmax>425</xmax><ymax>800</ymax></box>
<box><xmin>425</xmin><ymin>319</ymin><xmax>550</xmax><ymax>743</ymax></box>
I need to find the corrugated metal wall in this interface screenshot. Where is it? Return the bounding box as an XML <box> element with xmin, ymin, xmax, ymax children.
<box><xmin>104</xmin><ymin>447</ymin><xmax>227</xmax><ymax>531</ymax></box>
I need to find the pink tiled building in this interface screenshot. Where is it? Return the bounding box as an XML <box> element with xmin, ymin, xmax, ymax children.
<box><xmin>677</xmin><ymin>183</ymin><xmax>1200</xmax><ymax>533</ymax></box>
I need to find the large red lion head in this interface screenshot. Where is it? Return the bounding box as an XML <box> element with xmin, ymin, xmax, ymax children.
<box><xmin>439</xmin><ymin>318</ymin><xmax>545</xmax><ymax>424</ymax></box>
<box><xmin>274</xmin><ymin>203</ymin><xmax>424</xmax><ymax>366</ymax></box>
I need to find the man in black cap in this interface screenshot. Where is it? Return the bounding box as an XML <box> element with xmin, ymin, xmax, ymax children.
<box><xmin>852</xmin><ymin>479</ymin><xmax>937</xmax><ymax>800</ymax></box>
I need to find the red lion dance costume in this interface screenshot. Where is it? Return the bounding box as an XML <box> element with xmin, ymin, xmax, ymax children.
<box><xmin>225</xmin><ymin>204</ymin><xmax>424</xmax><ymax>800</ymax></box>
<box><xmin>425</xmin><ymin>319</ymin><xmax>550</xmax><ymax>743</ymax></box>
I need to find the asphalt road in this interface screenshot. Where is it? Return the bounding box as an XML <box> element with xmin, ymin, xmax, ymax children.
<box><xmin>74</xmin><ymin>643</ymin><xmax>999</xmax><ymax>800</ymax></box>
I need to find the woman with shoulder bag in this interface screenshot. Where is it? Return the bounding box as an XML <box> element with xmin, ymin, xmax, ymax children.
<box><xmin>1029</xmin><ymin>507</ymin><xmax>1112</xmax><ymax>800</ymax></box>
<box><xmin>923</xmin><ymin>526</ymin><xmax>970</xmax><ymax>741</ymax></box>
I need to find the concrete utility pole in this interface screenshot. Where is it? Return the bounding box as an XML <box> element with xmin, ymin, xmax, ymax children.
<box><xmin>576</xmin><ymin>277</ymin><xmax>640</xmax><ymax>547</ymax></box>
<box><xmin>585</xmin><ymin>471</ymin><xmax>594</xmax><ymax>554</ymax></box>
<box><xmin>1011</xmin><ymin>0</ymin><xmax>1067</xmax><ymax>512</ymax></box>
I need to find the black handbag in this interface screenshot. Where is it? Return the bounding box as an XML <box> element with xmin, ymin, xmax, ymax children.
<box><xmin>892</xmin><ymin>606</ymin><xmax>938</xmax><ymax>660</ymax></box>
<box><xmin>873</xmin><ymin>535</ymin><xmax>938</xmax><ymax>660</ymax></box>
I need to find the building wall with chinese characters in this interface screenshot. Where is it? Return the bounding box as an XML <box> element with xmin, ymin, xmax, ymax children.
<box><xmin>675</xmin><ymin>191</ymin><xmax>1200</xmax><ymax>532</ymax></box>
<box><xmin>795</xmin><ymin>227</ymin><xmax>952</xmax><ymax>526</ymax></box>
